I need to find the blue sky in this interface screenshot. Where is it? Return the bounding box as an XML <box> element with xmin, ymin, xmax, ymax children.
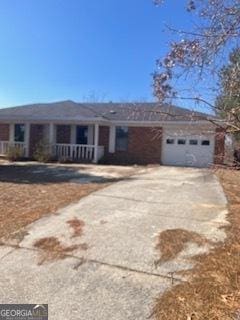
<box><xmin>0</xmin><ymin>0</ymin><xmax>208</xmax><ymax>109</ymax></box>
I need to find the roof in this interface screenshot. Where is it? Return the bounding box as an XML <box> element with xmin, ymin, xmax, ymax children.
<box><xmin>88</xmin><ymin>102</ymin><xmax>214</xmax><ymax>122</ymax></box>
<box><xmin>0</xmin><ymin>101</ymin><xmax>101</xmax><ymax>122</ymax></box>
<box><xmin>0</xmin><ymin>100</ymin><xmax>216</xmax><ymax>123</ymax></box>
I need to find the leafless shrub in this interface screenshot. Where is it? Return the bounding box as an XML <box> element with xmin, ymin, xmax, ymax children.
<box><xmin>6</xmin><ymin>145</ymin><xmax>25</xmax><ymax>161</ymax></box>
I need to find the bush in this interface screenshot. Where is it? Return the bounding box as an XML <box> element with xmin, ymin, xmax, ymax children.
<box><xmin>33</xmin><ymin>140</ymin><xmax>52</xmax><ymax>163</ymax></box>
<box><xmin>7</xmin><ymin>145</ymin><xmax>25</xmax><ymax>161</ymax></box>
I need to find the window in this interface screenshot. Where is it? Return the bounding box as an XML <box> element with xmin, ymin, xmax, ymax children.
<box><xmin>116</xmin><ymin>126</ymin><xmax>128</xmax><ymax>151</ymax></box>
<box><xmin>178</xmin><ymin>139</ymin><xmax>186</xmax><ymax>145</ymax></box>
<box><xmin>201</xmin><ymin>140</ymin><xmax>210</xmax><ymax>146</ymax></box>
<box><xmin>166</xmin><ymin>139</ymin><xmax>174</xmax><ymax>144</ymax></box>
<box><xmin>14</xmin><ymin>124</ymin><xmax>25</xmax><ymax>142</ymax></box>
<box><xmin>76</xmin><ymin>126</ymin><xmax>88</xmax><ymax>145</ymax></box>
<box><xmin>189</xmin><ymin>139</ymin><xmax>198</xmax><ymax>145</ymax></box>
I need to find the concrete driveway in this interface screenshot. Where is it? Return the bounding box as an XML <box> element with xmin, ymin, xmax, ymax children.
<box><xmin>0</xmin><ymin>167</ymin><xmax>228</xmax><ymax>319</ymax></box>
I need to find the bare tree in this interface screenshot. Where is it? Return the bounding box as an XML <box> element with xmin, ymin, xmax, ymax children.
<box><xmin>216</xmin><ymin>48</ymin><xmax>240</xmax><ymax>131</ymax></box>
<box><xmin>153</xmin><ymin>0</ymin><xmax>240</xmax><ymax>133</ymax></box>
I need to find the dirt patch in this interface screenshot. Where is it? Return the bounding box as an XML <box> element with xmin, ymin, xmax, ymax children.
<box><xmin>34</xmin><ymin>237</ymin><xmax>80</xmax><ymax>265</ymax></box>
<box><xmin>155</xmin><ymin>229</ymin><xmax>209</xmax><ymax>265</ymax></box>
<box><xmin>67</xmin><ymin>218</ymin><xmax>85</xmax><ymax>237</ymax></box>
<box><xmin>0</xmin><ymin>164</ymin><xmax>109</xmax><ymax>241</ymax></box>
<box><xmin>153</xmin><ymin>169</ymin><xmax>240</xmax><ymax>320</ymax></box>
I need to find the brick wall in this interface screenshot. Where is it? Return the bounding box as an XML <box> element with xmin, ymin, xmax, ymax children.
<box><xmin>56</xmin><ymin>125</ymin><xmax>71</xmax><ymax>144</ymax></box>
<box><xmin>29</xmin><ymin>124</ymin><xmax>45</xmax><ymax>157</ymax></box>
<box><xmin>0</xmin><ymin>124</ymin><xmax>10</xmax><ymax>141</ymax></box>
<box><xmin>99</xmin><ymin>126</ymin><xmax>110</xmax><ymax>153</ymax></box>
<box><xmin>214</xmin><ymin>127</ymin><xmax>225</xmax><ymax>164</ymax></box>
<box><xmin>103</xmin><ymin>126</ymin><xmax>162</xmax><ymax>165</ymax></box>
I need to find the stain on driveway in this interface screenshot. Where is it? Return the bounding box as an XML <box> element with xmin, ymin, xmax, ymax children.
<box><xmin>0</xmin><ymin>167</ymin><xmax>228</xmax><ymax>320</ymax></box>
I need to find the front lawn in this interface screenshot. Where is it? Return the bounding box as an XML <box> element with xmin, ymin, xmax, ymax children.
<box><xmin>0</xmin><ymin>162</ymin><xmax>110</xmax><ymax>242</ymax></box>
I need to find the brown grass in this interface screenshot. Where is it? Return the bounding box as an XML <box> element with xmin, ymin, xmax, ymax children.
<box><xmin>153</xmin><ymin>169</ymin><xmax>240</xmax><ymax>320</ymax></box>
<box><xmin>0</xmin><ymin>165</ymin><xmax>108</xmax><ymax>241</ymax></box>
<box><xmin>67</xmin><ymin>218</ymin><xmax>85</xmax><ymax>237</ymax></box>
<box><xmin>155</xmin><ymin>229</ymin><xmax>209</xmax><ymax>264</ymax></box>
<box><xmin>34</xmin><ymin>236</ymin><xmax>80</xmax><ymax>265</ymax></box>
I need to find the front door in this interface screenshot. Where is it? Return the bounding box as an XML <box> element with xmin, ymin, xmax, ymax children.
<box><xmin>76</xmin><ymin>126</ymin><xmax>88</xmax><ymax>145</ymax></box>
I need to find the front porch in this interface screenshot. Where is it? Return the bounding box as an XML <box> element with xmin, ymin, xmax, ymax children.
<box><xmin>0</xmin><ymin>123</ymin><xmax>105</xmax><ymax>163</ymax></box>
<box><xmin>52</xmin><ymin>143</ymin><xmax>104</xmax><ymax>162</ymax></box>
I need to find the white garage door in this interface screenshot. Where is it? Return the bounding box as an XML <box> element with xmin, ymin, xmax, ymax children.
<box><xmin>162</xmin><ymin>129</ymin><xmax>215</xmax><ymax>168</ymax></box>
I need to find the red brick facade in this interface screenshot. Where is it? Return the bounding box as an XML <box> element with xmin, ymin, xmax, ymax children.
<box><xmin>214</xmin><ymin>128</ymin><xmax>225</xmax><ymax>164</ymax></box>
<box><xmin>1</xmin><ymin>122</ymin><xmax>225</xmax><ymax>166</ymax></box>
<box><xmin>99</xmin><ymin>126</ymin><xmax>110</xmax><ymax>153</ymax></box>
<box><xmin>56</xmin><ymin>125</ymin><xmax>71</xmax><ymax>144</ymax></box>
<box><xmin>0</xmin><ymin>124</ymin><xmax>10</xmax><ymax>141</ymax></box>
<box><xmin>103</xmin><ymin>126</ymin><xmax>162</xmax><ymax>165</ymax></box>
<box><xmin>29</xmin><ymin>124</ymin><xmax>45</xmax><ymax>157</ymax></box>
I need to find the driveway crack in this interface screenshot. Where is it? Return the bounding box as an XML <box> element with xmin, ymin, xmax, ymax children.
<box><xmin>1</xmin><ymin>244</ymin><xmax>183</xmax><ymax>285</ymax></box>
<box><xmin>0</xmin><ymin>246</ymin><xmax>16</xmax><ymax>261</ymax></box>
<box><xmin>74</xmin><ymin>257</ymin><xmax>183</xmax><ymax>284</ymax></box>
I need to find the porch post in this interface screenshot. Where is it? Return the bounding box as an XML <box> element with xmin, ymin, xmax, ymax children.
<box><xmin>49</xmin><ymin>123</ymin><xmax>55</xmax><ymax>145</ymax></box>
<box><xmin>49</xmin><ymin>123</ymin><xmax>55</xmax><ymax>157</ymax></box>
<box><xmin>25</xmin><ymin>123</ymin><xmax>30</xmax><ymax>157</ymax></box>
<box><xmin>93</xmin><ymin>123</ymin><xmax>99</xmax><ymax>163</ymax></box>
<box><xmin>9</xmin><ymin>123</ymin><xmax>15</xmax><ymax>143</ymax></box>
<box><xmin>70</xmin><ymin>125</ymin><xmax>76</xmax><ymax>144</ymax></box>
<box><xmin>109</xmin><ymin>125</ymin><xmax>116</xmax><ymax>153</ymax></box>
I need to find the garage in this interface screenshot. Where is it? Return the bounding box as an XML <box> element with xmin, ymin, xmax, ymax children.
<box><xmin>161</xmin><ymin>128</ymin><xmax>215</xmax><ymax>168</ymax></box>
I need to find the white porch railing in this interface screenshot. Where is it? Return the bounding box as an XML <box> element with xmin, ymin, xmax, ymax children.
<box><xmin>0</xmin><ymin>141</ymin><xmax>104</xmax><ymax>162</ymax></box>
<box><xmin>0</xmin><ymin>141</ymin><xmax>27</xmax><ymax>157</ymax></box>
<box><xmin>0</xmin><ymin>141</ymin><xmax>9</xmax><ymax>155</ymax></box>
<box><xmin>52</xmin><ymin>144</ymin><xmax>104</xmax><ymax>162</ymax></box>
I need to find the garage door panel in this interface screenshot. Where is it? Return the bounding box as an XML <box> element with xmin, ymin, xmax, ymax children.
<box><xmin>162</xmin><ymin>130</ymin><xmax>215</xmax><ymax>168</ymax></box>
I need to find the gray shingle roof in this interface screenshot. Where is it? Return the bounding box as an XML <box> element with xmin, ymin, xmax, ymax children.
<box><xmin>0</xmin><ymin>100</ymin><xmax>215</xmax><ymax>122</ymax></box>
<box><xmin>86</xmin><ymin>102</ymin><xmax>214</xmax><ymax>121</ymax></box>
<box><xmin>0</xmin><ymin>101</ymin><xmax>100</xmax><ymax>122</ymax></box>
